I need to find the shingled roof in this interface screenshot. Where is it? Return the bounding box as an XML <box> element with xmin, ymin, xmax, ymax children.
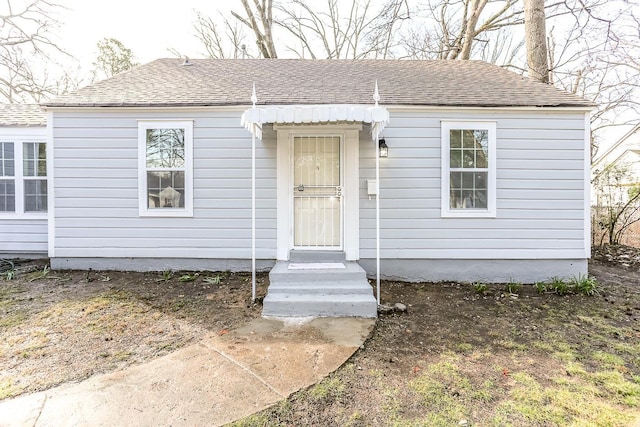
<box><xmin>0</xmin><ymin>104</ymin><xmax>46</xmax><ymax>126</ymax></box>
<box><xmin>43</xmin><ymin>59</ymin><xmax>593</xmax><ymax>109</ymax></box>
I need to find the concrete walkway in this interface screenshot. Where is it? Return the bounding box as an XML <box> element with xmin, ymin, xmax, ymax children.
<box><xmin>0</xmin><ymin>317</ymin><xmax>375</xmax><ymax>427</ymax></box>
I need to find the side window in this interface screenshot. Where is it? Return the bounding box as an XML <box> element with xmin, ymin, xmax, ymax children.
<box><xmin>441</xmin><ymin>122</ymin><xmax>496</xmax><ymax>218</ymax></box>
<box><xmin>138</xmin><ymin>121</ymin><xmax>193</xmax><ymax>217</ymax></box>
<box><xmin>0</xmin><ymin>142</ymin><xmax>15</xmax><ymax>212</ymax></box>
<box><xmin>23</xmin><ymin>142</ymin><xmax>47</xmax><ymax>212</ymax></box>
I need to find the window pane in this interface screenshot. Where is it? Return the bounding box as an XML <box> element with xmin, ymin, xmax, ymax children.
<box><xmin>146</xmin><ymin>129</ymin><xmax>185</xmax><ymax>168</ymax></box>
<box><xmin>451</xmin><ymin>129</ymin><xmax>490</xmax><ymax>169</ymax></box>
<box><xmin>23</xmin><ymin>143</ymin><xmax>35</xmax><ymax>176</ymax></box>
<box><xmin>0</xmin><ymin>180</ymin><xmax>15</xmax><ymax>211</ymax></box>
<box><xmin>462</xmin><ymin>130</ymin><xmax>476</xmax><ymax>148</ymax></box>
<box><xmin>450</xmin><ymin>130</ymin><xmax>462</xmax><ymax>148</ymax></box>
<box><xmin>23</xmin><ymin>143</ymin><xmax>46</xmax><ymax>177</ymax></box>
<box><xmin>147</xmin><ymin>171</ymin><xmax>185</xmax><ymax>208</ymax></box>
<box><xmin>462</xmin><ymin>150</ymin><xmax>475</xmax><ymax>168</ymax></box>
<box><xmin>450</xmin><ymin>172</ymin><xmax>487</xmax><ymax>209</ymax></box>
<box><xmin>475</xmin><ymin>148</ymin><xmax>488</xmax><ymax>168</ymax></box>
<box><xmin>37</xmin><ymin>143</ymin><xmax>47</xmax><ymax>176</ymax></box>
<box><xmin>450</xmin><ymin>149</ymin><xmax>462</xmax><ymax>168</ymax></box>
<box><xmin>1</xmin><ymin>142</ymin><xmax>15</xmax><ymax>177</ymax></box>
<box><xmin>24</xmin><ymin>179</ymin><xmax>47</xmax><ymax>212</ymax></box>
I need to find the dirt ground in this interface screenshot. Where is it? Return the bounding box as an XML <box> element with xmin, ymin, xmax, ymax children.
<box><xmin>1</xmin><ymin>250</ymin><xmax>640</xmax><ymax>426</ymax></box>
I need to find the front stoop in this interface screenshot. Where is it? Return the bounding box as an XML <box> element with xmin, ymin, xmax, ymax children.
<box><xmin>263</xmin><ymin>261</ymin><xmax>378</xmax><ymax>318</ymax></box>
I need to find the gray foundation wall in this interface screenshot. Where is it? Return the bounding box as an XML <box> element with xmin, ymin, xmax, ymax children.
<box><xmin>51</xmin><ymin>256</ymin><xmax>588</xmax><ymax>284</ymax></box>
<box><xmin>50</xmin><ymin>257</ymin><xmax>275</xmax><ymax>273</ymax></box>
<box><xmin>358</xmin><ymin>258</ymin><xmax>589</xmax><ymax>283</ymax></box>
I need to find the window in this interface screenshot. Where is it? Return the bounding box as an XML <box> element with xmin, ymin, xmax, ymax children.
<box><xmin>0</xmin><ymin>141</ymin><xmax>47</xmax><ymax>216</ymax></box>
<box><xmin>441</xmin><ymin>122</ymin><xmax>496</xmax><ymax>217</ymax></box>
<box><xmin>0</xmin><ymin>142</ymin><xmax>15</xmax><ymax>212</ymax></box>
<box><xmin>138</xmin><ymin>121</ymin><xmax>193</xmax><ymax>217</ymax></box>
<box><xmin>23</xmin><ymin>142</ymin><xmax>47</xmax><ymax>212</ymax></box>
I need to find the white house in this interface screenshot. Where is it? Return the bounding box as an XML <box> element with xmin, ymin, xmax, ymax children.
<box><xmin>592</xmin><ymin>123</ymin><xmax>640</xmax><ymax>205</ymax></box>
<box><xmin>37</xmin><ymin>59</ymin><xmax>593</xmax><ymax>316</ymax></box>
<box><xmin>0</xmin><ymin>104</ymin><xmax>48</xmax><ymax>257</ymax></box>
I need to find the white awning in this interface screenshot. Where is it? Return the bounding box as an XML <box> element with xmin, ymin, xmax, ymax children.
<box><xmin>241</xmin><ymin>104</ymin><xmax>389</xmax><ymax>140</ymax></box>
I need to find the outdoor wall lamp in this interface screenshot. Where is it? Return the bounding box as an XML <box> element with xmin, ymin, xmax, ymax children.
<box><xmin>378</xmin><ymin>138</ymin><xmax>388</xmax><ymax>158</ymax></box>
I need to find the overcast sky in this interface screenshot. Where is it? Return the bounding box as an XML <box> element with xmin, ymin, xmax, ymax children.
<box><xmin>58</xmin><ymin>0</ymin><xmax>228</xmax><ymax>66</ymax></box>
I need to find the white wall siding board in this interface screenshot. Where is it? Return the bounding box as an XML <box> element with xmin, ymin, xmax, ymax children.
<box><xmin>360</xmin><ymin>109</ymin><xmax>587</xmax><ymax>261</ymax></box>
<box><xmin>52</xmin><ymin>110</ymin><xmax>277</xmax><ymax>259</ymax></box>
<box><xmin>0</xmin><ymin>219</ymin><xmax>48</xmax><ymax>254</ymax></box>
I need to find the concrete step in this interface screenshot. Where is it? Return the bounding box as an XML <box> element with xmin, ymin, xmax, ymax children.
<box><xmin>262</xmin><ymin>294</ymin><xmax>378</xmax><ymax>318</ymax></box>
<box><xmin>289</xmin><ymin>250</ymin><xmax>345</xmax><ymax>262</ymax></box>
<box><xmin>267</xmin><ymin>280</ymin><xmax>374</xmax><ymax>295</ymax></box>
<box><xmin>269</xmin><ymin>261</ymin><xmax>366</xmax><ymax>283</ymax></box>
<box><xmin>264</xmin><ymin>260</ymin><xmax>377</xmax><ymax>318</ymax></box>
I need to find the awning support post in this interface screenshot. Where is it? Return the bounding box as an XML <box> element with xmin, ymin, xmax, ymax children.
<box><xmin>251</xmin><ymin>82</ymin><xmax>257</xmax><ymax>302</ymax></box>
<box><xmin>374</xmin><ymin>81</ymin><xmax>381</xmax><ymax>306</ymax></box>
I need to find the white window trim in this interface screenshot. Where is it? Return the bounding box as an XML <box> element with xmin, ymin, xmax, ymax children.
<box><xmin>138</xmin><ymin>120</ymin><xmax>193</xmax><ymax>217</ymax></box>
<box><xmin>0</xmin><ymin>137</ymin><xmax>48</xmax><ymax>220</ymax></box>
<box><xmin>441</xmin><ymin>121</ymin><xmax>497</xmax><ymax>218</ymax></box>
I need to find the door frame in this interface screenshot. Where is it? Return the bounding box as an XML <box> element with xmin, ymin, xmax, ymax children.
<box><xmin>275</xmin><ymin>124</ymin><xmax>362</xmax><ymax>261</ymax></box>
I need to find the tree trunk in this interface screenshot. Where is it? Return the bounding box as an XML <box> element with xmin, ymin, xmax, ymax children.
<box><xmin>524</xmin><ymin>0</ymin><xmax>549</xmax><ymax>83</ymax></box>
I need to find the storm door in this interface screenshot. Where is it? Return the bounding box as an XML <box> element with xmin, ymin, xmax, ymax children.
<box><xmin>293</xmin><ymin>135</ymin><xmax>342</xmax><ymax>249</ymax></box>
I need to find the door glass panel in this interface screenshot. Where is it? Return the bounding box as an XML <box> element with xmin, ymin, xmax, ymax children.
<box><xmin>293</xmin><ymin>136</ymin><xmax>341</xmax><ymax>247</ymax></box>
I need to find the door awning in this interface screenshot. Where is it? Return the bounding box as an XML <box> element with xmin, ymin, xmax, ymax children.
<box><xmin>241</xmin><ymin>104</ymin><xmax>389</xmax><ymax>140</ymax></box>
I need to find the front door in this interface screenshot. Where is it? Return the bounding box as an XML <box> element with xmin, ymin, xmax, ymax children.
<box><xmin>293</xmin><ymin>135</ymin><xmax>342</xmax><ymax>249</ymax></box>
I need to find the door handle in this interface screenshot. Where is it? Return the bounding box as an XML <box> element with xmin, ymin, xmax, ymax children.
<box><xmin>297</xmin><ymin>184</ymin><xmax>304</xmax><ymax>192</ymax></box>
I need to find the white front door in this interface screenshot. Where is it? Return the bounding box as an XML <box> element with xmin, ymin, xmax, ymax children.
<box><xmin>292</xmin><ymin>135</ymin><xmax>342</xmax><ymax>249</ymax></box>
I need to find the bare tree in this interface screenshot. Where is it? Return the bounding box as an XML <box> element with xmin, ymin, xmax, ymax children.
<box><xmin>194</xmin><ymin>11</ymin><xmax>248</xmax><ymax>59</ymax></box>
<box><xmin>231</xmin><ymin>0</ymin><xmax>277</xmax><ymax>58</ymax></box>
<box><xmin>0</xmin><ymin>0</ymin><xmax>67</xmax><ymax>102</ymax></box>
<box><xmin>274</xmin><ymin>0</ymin><xmax>410</xmax><ymax>59</ymax></box>
<box><xmin>524</xmin><ymin>0</ymin><xmax>548</xmax><ymax>83</ymax></box>
<box><xmin>192</xmin><ymin>0</ymin><xmax>639</xmax><ymax>160</ymax></box>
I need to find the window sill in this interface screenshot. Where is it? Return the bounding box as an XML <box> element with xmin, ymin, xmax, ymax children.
<box><xmin>0</xmin><ymin>212</ymin><xmax>48</xmax><ymax>220</ymax></box>
<box><xmin>441</xmin><ymin>210</ymin><xmax>496</xmax><ymax>218</ymax></box>
<box><xmin>139</xmin><ymin>209</ymin><xmax>193</xmax><ymax>218</ymax></box>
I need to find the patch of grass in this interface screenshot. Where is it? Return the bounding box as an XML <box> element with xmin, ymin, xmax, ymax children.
<box><xmin>0</xmin><ymin>377</ymin><xmax>20</xmax><ymax>400</ymax></box>
<box><xmin>454</xmin><ymin>342</ymin><xmax>474</xmax><ymax>354</ymax></box>
<box><xmin>409</xmin><ymin>355</ymin><xmax>472</xmax><ymax>425</ymax></box>
<box><xmin>27</xmin><ymin>264</ymin><xmax>50</xmax><ymax>282</ymax></box>
<box><xmin>177</xmin><ymin>272</ymin><xmax>200</xmax><ymax>282</ymax></box>
<box><xmin>549</xmin><ymin>276</ymin><xmax>570</xmax><ymax>295</ymax></box>
<box><xmin>505</xmin><ymin>280</ymin><xmax>521</xmax><ymax>294</ymax></box>
<box><xmin>156</xmin><ymin>269</ymin><xmax>173</xmax><ymax>282</ymax></box>
<box><xmin>497</xmin><ymin>369</ymin><xmax>638</xmax><ymax>426</ymax></box>
<box><xmin>494</xmin><ymin>339</ymin><xmax>527</xmax><ymax>351</ymax></box>
<box><xmin>229</xmin><ymin>400</ymin><xmax>291</xmax><ymax>427</ymax></box>
<box><xmin>309</xmin><ymin>376</ymin><xmax>345</xmax><ymax>403</ymax></box>
<box><xmin>203</xmin><ymin>275</ymin><xmax>221</xmax><ymax>285</ymax></box>
<box><xmin>592</xmin><ymin>351</ymin><xmax>626</xmax><ymax>370</ymax></box>
<box><xmin>4</xmin><ymin>269</ymin><xmax>16</xmax><ymax>280</ymax></box>
<box><xmin>0</xmin><ymin>310</ymin><xmax>28</xmax><ymax>328</ymax></box>
<box><xmin>473</xmin><ymin>282</ymin><xmax>487</xmax><ymax>294</ymax></box>
<box><xmin>571</xmin><ymin>274</ymin><xmax>600</xmax><ymax>296</ymax></box>
<box><xmin>534</xmin><ymin>281</ymin><xmax>547</xmax><ymax>294</ymax></box>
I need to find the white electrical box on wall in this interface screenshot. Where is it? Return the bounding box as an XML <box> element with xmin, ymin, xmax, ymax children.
<box><xmin>367</xmin><ymin>179</ymin><xmax>378</xmax><ymax>197</ymax></box>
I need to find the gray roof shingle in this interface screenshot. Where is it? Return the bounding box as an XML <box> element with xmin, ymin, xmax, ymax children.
<box><xmin>43</xmin><ymin>59</ymin><xmax>594</xmax><ymax>108</ymax></box>
<box><xmin>0</xmin><ymin>104</ymin><xmax>46</xmax><ymax>126</ymax></box>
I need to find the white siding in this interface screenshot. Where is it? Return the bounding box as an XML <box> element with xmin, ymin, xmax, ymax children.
<box><xmin>359</xmin><ymin>109</ymin><xmax>587</xmax><ymax>260</ymax></box>
<box><xmin>52</xmin><ymin>111</ymin><xmax>277</xmax><ymax>259</ymax></box>
<box><xmin>0</xmin><ymin>218</ymin><xmax>47</xmax><ymax>254</ymax></box>
<box><xmin>52</xmin><ymin>107</ymin><xmax>587</xmax><ymax>263</ymax></box>
<box><xmin>0</xmin><ymin>126</ymin><xmax>48</xmax><ymax>255</ymax></box>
